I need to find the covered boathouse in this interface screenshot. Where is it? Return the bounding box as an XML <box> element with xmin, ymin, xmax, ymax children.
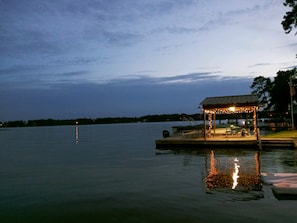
<box><xmin>155</xmin><ymin>94</ymin><xmax>262</xmax><ymax>150</ymax></box>
<box><xmin>156</xmin><ymin>94</ymin><xmax>297</xmax><ymax>149</ymax></box>
<box><xmin>200</xmin><ymin>94</ymin><xmax>259</xmax><ymax>140</ymax></box>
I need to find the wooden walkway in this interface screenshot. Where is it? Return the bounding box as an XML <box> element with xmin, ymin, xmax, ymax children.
<box><xmin>155</xmin><ymin>135</ymin><xmax>297</xmax><ymax>150</ymax></box>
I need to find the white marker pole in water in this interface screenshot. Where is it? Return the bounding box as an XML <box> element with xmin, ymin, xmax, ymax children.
<box><xmin>75</xmin><ymin>121</ymin><xmax>79</xmax><ymax>144</ymax></box>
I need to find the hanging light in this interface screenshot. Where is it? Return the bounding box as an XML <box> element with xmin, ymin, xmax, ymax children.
<box><xmin>229</xmin><ymin>106</ymin><xmax>235</xmax><ymax>112</ymax></box>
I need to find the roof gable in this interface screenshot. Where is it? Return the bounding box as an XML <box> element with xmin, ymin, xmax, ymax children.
<box><xmin>200</xmin><ymin>94</ymin><xmax>258</xmax><ymax>109</ymax></box>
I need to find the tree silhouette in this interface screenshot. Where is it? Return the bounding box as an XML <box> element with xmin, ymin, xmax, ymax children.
<box><xmin>269</xmin><ymin>70</ymin><xmax>294</xmax><ymax>112</ymax></box>
<box><xmin>282</xmin><ymin>0</ymin><xmax>297</xmax><ymax>34</ymax></box>
<box><xmin>251</xmin><ymin>69</ymin><xmax>296</xmax><ymax>113</ymax></box>
<box><xmin>250</xmin><ymin>76</ymin><xmax>272</xmax><ymax>110</ymax></box>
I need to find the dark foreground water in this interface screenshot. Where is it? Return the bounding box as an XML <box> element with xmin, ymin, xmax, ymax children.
<box><xmin>1</xmin><ymin>122</ymin><xmax>297</xmax><ymax>223</ymax></box>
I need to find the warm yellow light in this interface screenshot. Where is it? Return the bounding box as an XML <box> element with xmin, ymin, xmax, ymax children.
<box><xmin>232</xmin><ymin>158</ymin><xmax>240</xmax><ymax>189</ymax></box>
<box><xmin>210</xmin><ymin>150</ymin><xmax>218</xmax><ymax>176</ymax></box>
<box><xmin>229</xmin><ymin>106</ymin><xmax>235</xmax><ymax>112</ymax></box>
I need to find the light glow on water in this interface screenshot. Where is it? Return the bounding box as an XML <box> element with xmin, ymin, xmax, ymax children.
<box><xmin>210</xmin><ymin>150</ymin><xmax>218</xmax><ymax>176</ymax></box>
<box><xmin>232</xmin><ymin>158</ymin><xmax>240</xmax><ymax>189</ymax></box>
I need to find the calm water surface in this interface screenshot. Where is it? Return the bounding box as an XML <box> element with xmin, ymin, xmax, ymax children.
<box><xmin>1</xmin><ymin>122</ymin><xmax>297</xmax><ymax>223</ymax></box>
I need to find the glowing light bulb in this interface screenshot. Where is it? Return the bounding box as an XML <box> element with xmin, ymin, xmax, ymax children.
<box><xmin>229</xmin><ymin>106</ymin><xmax>235</xmax><ymax>112</ymax></box>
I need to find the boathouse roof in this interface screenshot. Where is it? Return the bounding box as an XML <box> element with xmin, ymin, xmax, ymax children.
<box><xmin>200</xmin><ymin>94</ymin><xmax>258</xmax><ymax>111</ymax></box>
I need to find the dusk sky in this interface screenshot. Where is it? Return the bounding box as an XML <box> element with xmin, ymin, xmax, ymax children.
<box><xmin>1</xmin><ymin>0</ymin><xmax>296</xmax><ymax>121</ymax></box>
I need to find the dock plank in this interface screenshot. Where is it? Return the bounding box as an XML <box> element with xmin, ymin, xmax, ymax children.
<box><xmin>155</xmin><ymin>137</ymin><xmax>297</xmax><ymax>150</ymax></box>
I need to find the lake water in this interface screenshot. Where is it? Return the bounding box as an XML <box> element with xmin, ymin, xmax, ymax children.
<box><xmin>1</xmin><ymin>122</ymin><xmax>297</xmax><ymax>223</ymax></box>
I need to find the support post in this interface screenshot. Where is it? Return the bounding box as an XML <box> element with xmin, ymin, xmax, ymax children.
<box><xmin>208</xmin><ymin>112</ymin><xmax>212</xmax><ymax>137</ymax></box>
<box><xmin>213</xmin><ymin>112</ymin><xmax>216</xmax><ymax>136</ymax></box>
<box><xmin>257</xmin><ymin>128</ymin><xmax>262</xmax><ymax>150</ymax></box>
<box><xmin>253</xmin><ymin>106</ymin><xmax>257</xmax><ymax>138</ymax></box>
<box><xmin>204</xmin><ymin>110</ymin><xmax>206</xmax><ymax>141</ymax></box>
<box><xmin>290</xmin><ymin>75</ymin><xmax>295</xmax><ymax>130</ymax></box>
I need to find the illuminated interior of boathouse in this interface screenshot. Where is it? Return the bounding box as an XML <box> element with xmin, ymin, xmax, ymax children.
<box><xmin>200</xmin><ymin>94</ymin><xmax>259</xmax><ymax>140</ymax></box>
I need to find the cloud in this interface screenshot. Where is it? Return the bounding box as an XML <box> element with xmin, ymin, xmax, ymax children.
<box><xmin>249</xmin><ymin>63</ymin><xmax>275</xmax><ymax>68</ymax></box>
<box><xmin>286</xmin><ymin>43</ymin><xmax>297</xmax><ymax>48</ymax></box>
<box><xmin>101</xmin><ymin>31</ymin><xmax>144</xmax><ymax>47</ymax></box>
<box><xmin>0</xmin><ymin>64</ymin><xmax>90</xmax><ymax>89</ymax></box>
<box><xmin>284</xmin><ymin>65</ymin><xmax>297</xmax><ymax>70</ymax></box>
<box><xmin>0</xmin><ymin>66</ymin><xmax>247</xmax><ymax>91</ymax></box>
<box><xmin>162</xmin><ymin>26</ymin><xmax>200</xmax><ymax>34</ymax></box>
<box><xmin>225</xmin><ymin>4</ymin><xmax>261</xmax><ymax>17</ymax></box>
<box><xmin>157</xmin><ymin>72</ymin><xmax>222</xmax><ymax>84</ymax></box>
<box><xmin>0</xmin><ymin>65</ymin><xmax>39</xmax><ymax>76</ymax></box>
<box><xmin>194</xmin><ymin>1</ymin><xmax>276</xmax><ymax>32</ymax></box>
<box><xmin>49</xmin><ymin>57</ymin><xmax>98</xmax><ymax>66</ymax></box>
<box><xmin>140</xmin><ymin>0</ymin><xmax>199</xmax><ymax>18</ymax></box>
<box><xmin>104</xmin><ymin>72</ymin><xmax>223</xmax><ymax>86</ymax></box>
<box><xmin>0</xmin><ymin>75</ymin><xmax>254</xmax><ymax>121</ymax></box>
<box><xmin>249</xmin><ymin>61</ymin><xmax>297</xmax><ymax>70</ymax></box>
<box><xmin>0</xmin><ymin>0</ymin><xmax>293</xmax><ymax>121</ymax></box>
<box><xmin>0</xmin><ymin>27</ymin><xmax>59</xmax><ymax>58</ymax></box>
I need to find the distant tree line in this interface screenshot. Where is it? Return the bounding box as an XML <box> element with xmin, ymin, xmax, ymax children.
<box><xmin>1</xmin><ymin>111</ymin><xmax>287</xmax><ymax>128</ymax></box>
<box><xmin>1</xmin><ymin>113</ymin><xmax>201</xmax><ymax>128</ymax></box>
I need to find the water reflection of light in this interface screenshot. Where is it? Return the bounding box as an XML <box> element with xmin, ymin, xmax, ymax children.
<box><xmin>75</xmin><ymin>124</ymin><xmax>79</xmax><ymax>144</ymax></box>
<box><xmin>210</xmin><ymin>150</ymin><xmax>218</xmax><ymax>176</ymax></box>
<box><xmin>232</xmin><ymin>158</ymin><xmax>240</xmax><ymax>189</ymax></box>
<box><xmin>206</xmin><ymin>152</ymin><xmax>262</xmax><ymax>192</ymax></box>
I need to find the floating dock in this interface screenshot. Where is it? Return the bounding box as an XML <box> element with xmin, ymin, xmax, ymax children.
<box><xmin>261</xmin><ymin>173</ymin><xmax>297</xmax><ymax>199</ymax></box>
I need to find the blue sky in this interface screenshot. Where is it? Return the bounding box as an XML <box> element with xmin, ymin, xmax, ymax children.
<box><xmin>0</xmin><ymin>0</ymin><xmax>296</xmax><ymax>121</ymax></box>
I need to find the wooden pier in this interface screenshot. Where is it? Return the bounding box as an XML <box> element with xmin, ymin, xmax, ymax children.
<box><xmin>155</xmin><ymin>135</ymin><xmax>297</xmax><ymax>150</ymax></box>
